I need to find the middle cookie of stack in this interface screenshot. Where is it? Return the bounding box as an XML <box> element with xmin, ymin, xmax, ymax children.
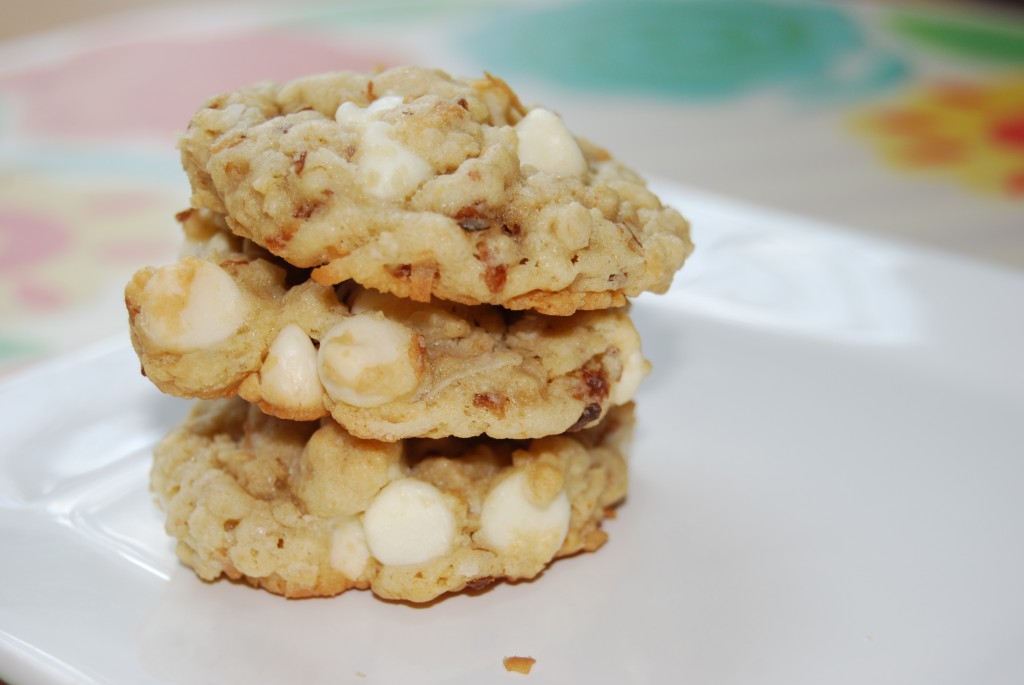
<box><xmin>127</xmin><ymin>211</ymin><xmax>648</xmax><ymax>443</ymax></box>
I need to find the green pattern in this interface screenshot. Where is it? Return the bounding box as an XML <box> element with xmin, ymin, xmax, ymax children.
<box><xmin>464</xmin><ymin>0</ymin><xmax>907</xmax><ymax>101</ymax></box>
<box><xmin>888</xmin><ymin>10</ymin><xmax>1024</xmax><ymax>64</ymax></box>
<box><xmin>0</xmin><ymin>336</ymin><xmax>43</xmax><ymax>362</ymax></box>
<box><xmin>286</xmin><ymin>0</ymin><xmax>477</xmax><ymax>27</ymax></box>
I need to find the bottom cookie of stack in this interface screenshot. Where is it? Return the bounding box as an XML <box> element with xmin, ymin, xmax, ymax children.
<box><xmin>152</xmin><ymin>397</ymin><xmax>632</xmax><ymax>603</ymax></box>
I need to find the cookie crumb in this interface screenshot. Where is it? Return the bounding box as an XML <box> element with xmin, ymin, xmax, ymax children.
<box><xmin>503</xmin><ymin>656</ymin><xmax>536</xmax><ymax>674</ymax></box>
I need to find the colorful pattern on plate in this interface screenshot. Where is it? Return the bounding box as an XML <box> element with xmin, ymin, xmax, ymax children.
<box><xmin>887</xmin><ymin>9</ymin><xmax>1024</xmax><ymax>65</ymax></box>
<box><xmin>0</xmin><ymin>175</ymin><xmax>179</xmax><ymax>317</ymax></box>
<box><xmin>465</xmin><ymin>0</ymin><xmax>907</xmax><ymax>100</ymax></box>
<box><xmin>852</xmin><ymin>78</ymin><xmax>1024</xmax><ymax>198</ymax></box>
<box><xmin>0</xmin><ymin>30</ymin><xmax>397</xmax><ymax>141</ymax></box>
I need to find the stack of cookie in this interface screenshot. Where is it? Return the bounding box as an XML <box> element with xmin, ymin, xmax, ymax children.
<box><xmin>125</xmin><ymin>67</ymin><xmax>692</xmax><ymax>602</ymax></box>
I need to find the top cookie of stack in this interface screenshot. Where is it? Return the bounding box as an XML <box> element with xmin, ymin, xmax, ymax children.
<box><xmin>178</xmin><ymin>66</ymin><xmax>692</xmax><ymax>316</ymax></box>
<box><xmin>127</xmin><ymin>66</ymin><xmax>692</xmax><ymax>443</ymax></box>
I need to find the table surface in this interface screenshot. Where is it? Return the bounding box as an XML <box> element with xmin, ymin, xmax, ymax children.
<box><xmin>1</xmin><ymin>0</ymin><xmax>1022</xmax><ymax>374</ymax></box>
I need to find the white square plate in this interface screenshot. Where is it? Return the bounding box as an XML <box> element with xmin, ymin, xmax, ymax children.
<box><xmin>2</xmin><ymin>182</ymin><xmax>1022</xmax><ymax>684</ymax></box>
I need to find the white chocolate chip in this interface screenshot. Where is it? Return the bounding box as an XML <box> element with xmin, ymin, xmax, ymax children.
<box><xmin>260</xmin><ymin>324</ymin><xmax>323</xmax><ymax>411</ymax></box>
<box><xmin>611</xmin><ymin>347</ymin><xmax>650</xmax><ymax>405</ymax></box>
<box><xmin>317</xmin><ymin>313</ymin><xmax>423</xmax><ymax>408</ymax></box>
<box><xmin>477</xmin><ymin>470</ymin><xmax>571</xmax><ymax>562</ymax></box>
<box><xmin>363</xmin><ymin>479</ymin><xmax>456</xmax><ymax>566</ymax></box>
<box><xmin>608</xmin><ymin>324</ymin><xmax>649</xmax><ymax>405</ymax></box>
<box><xmin>336</xmin><ymin>96</ymin><xmax>432</xmax><ymax>199</ymax></box>
<box><xmin>335</xmin><ymin>95</ymin><xmax>404</xmax><ymax>125</ymax></box>
<box><xmin>136</xmin><ymin>258</ymin><xmax>246</xmax><ymax>353</ymax></box>
<box><xmin>515</xmin><ymin>108</ymin><xmax>588</xmax><ymax>177</ymax></box>
<box><xmin>329</xmin><ymin>516</ymin><xmax>370</xmax><ymax>580</ymax></box>
<box><xmin>358</xmin><ymin>121</ymin><xmax>433</xmax><ymax>199</ymax></box>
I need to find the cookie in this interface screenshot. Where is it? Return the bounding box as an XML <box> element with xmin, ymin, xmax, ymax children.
<box><xmin>178</xmin><ymin>66</ymin><xmax>693</xmax><ymax>315</ymax></box>
<box><xmin>125</xmin><ymin>218</ymin><xmax>649</xmax><ymax>440</ymax></box>
<box><xmin>151</xmin><ymin>397</ymin><xmax>632</xmax><ymax>602</ymax></box>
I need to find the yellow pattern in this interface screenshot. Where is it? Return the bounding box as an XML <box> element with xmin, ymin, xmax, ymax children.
<box><xmin>853</xmin><ymin>77</ymin><xmax>1024</xmax><ymax>198</ymax></box>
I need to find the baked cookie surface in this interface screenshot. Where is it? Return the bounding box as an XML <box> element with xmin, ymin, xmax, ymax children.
<box><xmin>152</xmin><ymin>397</ymin><xmax>631</xmax><ymax>602</ymax></box>
<box><xmin>179</xmin><ymin>66</ymin><xmax>693</xmax><ymax>315</ymax></box>
<box><xmin>125</xmin><ymin>218</ymin><xmax>649</xmax><ymax>440</ymax></box>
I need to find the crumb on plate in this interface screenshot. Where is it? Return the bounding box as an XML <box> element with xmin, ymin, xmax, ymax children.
<box><xmin>503</xmin><ymin>656</ymin><xmax>536</xmax><ymax>674</ymax></box>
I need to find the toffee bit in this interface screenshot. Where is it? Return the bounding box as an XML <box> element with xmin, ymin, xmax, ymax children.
<box><xmin>473</xmin><ymin>392</ymin><xmax>508</xmax><ymax>418</ymax></box>
<box><xmin>217</xmin><ymin>257</ymin><xmax>252</xmax><ymax>273</ymax></box>
<box><xmin>267</xmin><ymin>222</ymin><xmax>298</xmax><ymax>251</ymax></box>
<box><xmin>174</xmin><ymin>208</ymin><xmax>196</xmax><ymax>223</ymax></box>
<box><xmin>484</xmin><ymin>264</ymin><xmax>507</xmax><ymax>293</ymax></box>
<box><xmin>501</xmin><ymin>223</ymin><xmax>522</xmax><ymax>239</ymax></box>
<box><xmin>583</xmin><ymin>367</ymin><xmax>610</xmax><ymax>400</ymax></box>
<box><xmin>292</xmin><ymin>150</ymin><xmax>308</xmax><ymax>175</ymax></box>
<box><xmin>391</xmin><ymin>264</ymin><xmax>413</xmax><ymax>280</ymax></box>
<box><xmin>567</xmin><ymin>402</ymin><xmax>602</xmax><ymax>432</ymax></box>
<box><xmin>293</xmin><ymin>200</ymin><xmax>322</xmax><ymax>219</ymax></box>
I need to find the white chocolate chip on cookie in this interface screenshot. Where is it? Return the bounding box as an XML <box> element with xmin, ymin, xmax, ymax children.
<box><xmin>337</xmin><ymin>95</ymin><xmax>433</xmax><ymax>200</ymax></box>
<box><xmin>329</xmin><ymin>516</ymin><xmax>371</xmax><ymax>580</ymax></box>
<box><xmin>180</xmin><ymin>67</ymin><xmax>693</xmax><ymax>314</ymax></box>
<box><xmin>514</xmin><ymin>108</ymin><xmax>588</xmax><ymax>177</ymax></box>
<box><xmin>477</xmin><ymin>470</ymin><xmax>571</xmax><ymax>563</ymax></box>
<box><xmin>136</xmin><ymin>257</ymin><xmax>246</xmax><ymax>352</ymax></box>
<box><xmin>609</xmin><ymin>326</ymin><xmax>650</xmax><ymax>406</ymax></box>
<box><xmin>317</xmin><ymin>313</ymin><xmax>424</xmax><ymax>408</ymax></box>
<box><xmin>260</xmin><ymin>324</ymin><xmax>323</xmax><ymax>412</ymax></box>
<box><xmin>358</xmin><ymin>121</ymin><xmax>434</xmax><ymax>199</ymax></box>
<box><xmin>335</xmin><ymin>95</ymin><xmax>404</xmax><ymax>125</ymax></box>
<box><xmin>363</xmin><ymin>478</ymin><xmax>456</xmax><ymax>566</ymax></box>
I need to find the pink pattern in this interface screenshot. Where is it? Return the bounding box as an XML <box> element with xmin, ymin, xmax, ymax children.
<box><xmin>0</xmin><ymin>210</ymin><xmax>72</xmax><ymax>269</ymax></box>
<box><xmin>0</xmin><ymin>30</ymin><xmax>399</xmax><ymax>140</ymax></box>
<box><xmin>15</xmin><ymin>281</ymin><xmax>67</xmax><ymax>310</ymax></box>
<box><xmin>96</xmin><ymin>239</ymin><xmax>177</xmax><ymax>264</ymax></box>
<box><xmin>83</xmin><ymin>190</ymin><xmax>170</xmax><ymax>217</ymax></box>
